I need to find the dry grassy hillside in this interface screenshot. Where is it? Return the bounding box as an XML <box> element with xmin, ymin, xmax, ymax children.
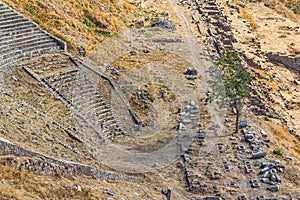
<box><xmin>1</xmin><ymin>0</ymin><xmax>300</xmax><ymax>198</ymax></box>
<box><xmin>0</xmin><ymin>159</ymin><xmax>164</xmax><ymax>200</ymax></box>
<box><xmin>237</xmin><ymin>0</ymin><xmax>300</xmax><ymax>23</ymax></box>
<box><xmin>1</xmin><ymin>0</ymin><xmax>137</xmax><ymax>54</ymax></box>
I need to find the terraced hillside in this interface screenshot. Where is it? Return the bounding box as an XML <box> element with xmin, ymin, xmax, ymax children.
<box><xmin>0</xmin><ymin>0</ymin><xmax>143</xmax><ymax>191</ymax></box>
<box><xmin>0</xmin><ymin>2</ymin><xmax>65</xmax><ymax>67</ymax></box>
<box><xmin>0</xmin><ymin>0</ymin><xmax>300</xmax><ymax>199</ymax></box>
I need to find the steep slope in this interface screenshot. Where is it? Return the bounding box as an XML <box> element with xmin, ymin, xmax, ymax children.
<box><xmin>1</xmin><ymin>0</ymin><xmax>137</xmax><ymax>54</ymax></box>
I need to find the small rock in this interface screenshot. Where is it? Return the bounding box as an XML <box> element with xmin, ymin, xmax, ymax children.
<box><xmin>185</xmin><ymin>67</ymin><xmax>198</xmax><ymax>75</ymax></box>
<box><xmin>240</xmin><ymin>120</ymin><xmax>249</xmax><ymax>128</ymax></box>
<box><xmin>150</xmin><ymin>18</ymin><xmax>176</xmax><ymax>31</ymax></box>
<box><xmin>104</xmin><ymin>188</ymin><xmax>114</xmax><ymax>196</ymax></box>
<box><xmin>75</xmin><ymin>185</ymin><xmax>82</xmax><ymax>192</ymax></box>
<box><xmin>136</xmin><ymin>20</ymin><xmax>144</xmax><ymax>28</ymax></box>
<box><xmin>178</xmin><ymin>123</ymin><xmax>186</xmax><ymax>130</ymax></box>
<box><xmin>267</xmin><ymin>184</ymin><xmax>279</xmax><ymax>192</ymax></box>
<box><xmin>77</xmin><ymin>46</ymin><xmax>86</xmax><ymax>57</ymax></box>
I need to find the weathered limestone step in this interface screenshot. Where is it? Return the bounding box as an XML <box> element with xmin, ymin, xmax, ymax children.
<box><xmin>0</xmin><ymin>36</ymin><xmax>53</xmax><ymax>52</ymax></box>
<box><xmin>0</xmin><ymin>14</ymin><xmax>23</xmax><ymax>22</ymax></box>
<box><xmin>0</xmin><ymin>24</ymin><xmax>37</xmax><ymax>35</ymax></box>
<box><xmin>0</xmin><ymin>6</ymin><xmax>10</xmax><ymax>12</ymax></box>
<box><xmin>97</xmin><ymin>110</ymin><xmax>113</xmax><ymax>119</ymax></box>
<box><xmin>0</xmin><ymin>21</ymin><xmax>34</xmax><ymax>30</ymax></box>
<box><xmin>0</xmin><ymin>40</ymin><xmax>58</xmax><ymax>58</ymax></box>
<box><xmin>0</xmin><ymin>30</ymin><xmax>41</xmax><ymax>42</ymax></box>
<box><xmin>72</xmin><ymin>87</ymin><xmax>97</xmax><ymax>97</ymax></box>
<box><xmin>0</xmin><ymin>11</ymin><xmax>18</xmax><ymax>18</ymax></box>
<box><xmin>0</xmin><ymin>2</ymin><xmax>66</xmax><ymax>67</ymax></box>
<box><xmin>22</xmin><ymin>43</ymin><xmax>61</xmax><ymax>54</ymax></box>
<box><xmin>0</xmin><ymin>26</ymin><xmax>39</xmax><ymax>38</ymax></box>
<box><xmin>75</xmin><ymin>99</ymin><xmax>107</xmax><ymax>111</ymax></box>
<box><xmin>0</xmin><ymin>32</ymin><xmax>47</xmax><ymax>46</ymax></box>
<box><xmin>45</xmin><ymin>72</ymin><xmax>78</xmax><ymax>85</ymax></box>
<box><xmin>0</xmin><ymin>10</ymin><xmax>15</xmax><ymax>17</ymax></box>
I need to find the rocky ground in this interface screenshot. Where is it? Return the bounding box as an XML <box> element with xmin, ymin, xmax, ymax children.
<box><xmin>0</xmin><ymin>0</ymin><xmax>300</xmax><ymax>199</ymax></box>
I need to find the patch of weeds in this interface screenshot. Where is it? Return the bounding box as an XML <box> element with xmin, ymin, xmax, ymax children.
<box><xmin>83</xmin><ymin>17</ymin><xmax>93</xmax><ymax>28</ymax></box>
<box><xmin>110</xmin><ymin>0</ymin><xmax>118</xmax><ymax>4</ymax></box>
<box><xmin>28</xmin><ymin>7</ymin><xmax>36</xmax><ymax>16</ymax></box>
<box><xmin>144</xmin><ymin>32</ymin><xmax>153</xmax><ymax>38</ymax></box>
<box><xmin>150</xmin><ymin>18</ymin><xmax>159</xmax><ymax>24</ymax></box>
<box><xmin>121</xmin><ymin>87</ymin><xmax>131</xmax><ymax>95</ymax></box>
<box><xmin>273</xmin><ymin>148</ymin><xmax>283</xmax><ymax>156</ymax></box>
<box><xmin>293</xmin><ymin>7</ymin><xmax>300</xmax><ymax>14</ymax></box>
<box><xmin>148</xmin><ymin>95</ymin><xmax>155</xmax><ymax>102</ymax></box>
<box><xmin>45</xmin><ymin>26</ymin><xmax>52</xmax><ymax>32</ymax></box>
<box><xmin>153</xmin><ymin>27</ymin><xmax>162</xmax><ymax>31</ymax></box>
<box><xmin>95</xmin><ymin>29</ymin><xmax>111</xmax><ymax>38</ymax></box>
<box><xmin>111</xmin><ymin>33</ymin><xmax>120</xmax><ymax>38</ymax></box>
<box><xmin>33</xmin><ymin>17</ymin><xmax>41</xmax><ymax>25</ymax></box>
<box><xmin>264</xmin><ymin>116</ymin><xmax>270</xmax><ymax>121</ymax></box>
<box><xmin>122</xmin><ymin>19</ymin><xmax>131</xmax><ymax>28</ymax></box>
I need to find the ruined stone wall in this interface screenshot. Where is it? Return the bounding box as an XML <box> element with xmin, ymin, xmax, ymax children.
<box><xmin>0</xmin><ymin>138</ymin><xmax>143</xmax><ymax>183</ymax></box>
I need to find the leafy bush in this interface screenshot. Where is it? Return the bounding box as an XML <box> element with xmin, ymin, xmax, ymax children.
<box><xmin>83</xmin><ymin>17</ymin><xmax>93</xmax><ymax>28</ymax></box>
<box><xmin>264</xmin><ymin>116</ymin><xmax>270</xmax><ymax>121</ymax></box>
<box><xmin>28</xmin><ymin>7</ymin><xmax>36</xmax><ymax>15</ymax></box>
<box><xmin>149</xmin><ymin>95</ymin><xmax>155</xmax><ymax>102</ymax></box>
<box><xmin>273</xmin><ymin>148</ymin><xmax>283</xmax><ymax>156</ymax></box>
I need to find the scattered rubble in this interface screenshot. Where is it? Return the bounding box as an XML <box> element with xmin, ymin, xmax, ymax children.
<box><xmin>260</xmin><ymin>160</ymin><xmax>283</xmax><ymax>186</ymax></box>
<box><xmin>150</xmin><ymin>19</ymin><xmax>176</xmax><ymax>31</ymax></box>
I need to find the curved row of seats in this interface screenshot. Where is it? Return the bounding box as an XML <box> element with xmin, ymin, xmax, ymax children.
<box><xmin>42</xmin><ymin>67</ymin><xmax>126</xmax><ymax>138</ymax></box>
<box><xmin>0</xmin><ymin>2</ymin><xmax>64</xmax><ymax>67</ymax></box>
<box><xmin>0</xmin><ymin>1</ymin><xmax>126</xmax><ymax>139</ymax></box>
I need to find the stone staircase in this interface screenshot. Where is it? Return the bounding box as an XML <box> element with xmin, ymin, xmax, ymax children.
<box><xmin>0</xmin><ymin>1</ymin><xmax>66</xmax><ymax>67</ymax></box>
<box><xmin>20</xmin><ymin>53</ymin><xmax>127</xmax><ymax>139</ymax></box>
<box><xmin>43</xmin><ymin>67</ymin><xmax>126</xmax><ymax>138</ymax></box>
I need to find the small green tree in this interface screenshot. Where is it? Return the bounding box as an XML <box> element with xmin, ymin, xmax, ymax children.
<box><xmin>206</xmin><ymin>52</ymin><xmax>252</xmax><ymax>133</ymax></box>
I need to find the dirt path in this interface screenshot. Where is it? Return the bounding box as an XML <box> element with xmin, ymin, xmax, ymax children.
<box><xmin>168</xmin><ymin>0</ymin><xmax>226</xmax><ymax>153</ymax></box>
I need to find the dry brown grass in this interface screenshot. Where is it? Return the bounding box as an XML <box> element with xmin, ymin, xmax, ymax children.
<box><xmin>0</xmin><ymin>164</ymin><xmax>95</xmax><ymax>200</ymax></box>
<box><xmin>239</xmin><ymin>7</ymin><xmax>259</xmax><ymax>31</ymax></box>
<box><xmin>242</xmin><ymin>0</ymin><xmax>300</xmax><ymax>23</ymax></box>
<box><xmin>266</xmin><ymin>120</ymin><xmax>300</xmax><ymax>161</ymax></box>
<box><xmin>0</xmin><ymin>160</ymin><xmax>166</xmax><ymax>200</ymax></box>
<box><xmin>2</xmin><ymin>0</ymin><xmax>137</xmax><ymax>55</ymax></box>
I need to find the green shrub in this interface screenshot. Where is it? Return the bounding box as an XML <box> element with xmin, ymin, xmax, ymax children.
<box><xmin>28</xmin><ymin>7</ymin><xmax>36</xmax><ymax>16</ymax></box>
<box><xmin>149</xmin><ymin>95</ymin><xmax>155</xmax><ymax>102</ymax></box>
<box><xmin>264</xmin><ymin>116</ymin><xmax>270</xmax><ymax>121</ymax></box>
<box><xmin>144</xmin><ymin>32</ymin><xmax>153</xmax><ymax>38</ymax></box>
<box><xmin>83</xmin><ymin>17</ymin><xmax>93</xmax><ymax>28</ymax></box>
<box><xmin>273</xmin><ymin>148</ymin><xmax>283</xmax><ymax>156</ymax></box>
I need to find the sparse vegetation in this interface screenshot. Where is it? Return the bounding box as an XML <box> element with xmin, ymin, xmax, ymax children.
<box><xmin>264</xmin><ymin>116</ymin><xmax>271</xmax><ymax>121</ymax></box>
<box><xmin>207</xmin><ymin>52</ymin><xmax>252</xmax><ymax>133</ymax></box>
<box><xmin>83</xmin><ymin>17</ymin><xmax>93</xmax><ymax>28</ymax></box>
<box><xmin>144</xmin><ymin>32</ymin><xmax>153</xmax><ymax>38</ymax></box>
<box><xmin>2</xmin><ymin>0</ymin><xmax>137</xmax><ymax>54</ymax></box>
<box><xmin>27</xmin><ymin>7</ymin><xmax>36</xmax><ymax>15</ymax></box>
<box><xmin>239</xmin><ymin>7</ymin><xmax>259</xmax><ymax>31</ymax></box>
<box><xmin>273</xmin><ymin>148</ymin><xmax>283</xmax><ymax>156</ymax></box>
<box><xmin>148</xmin><ymin>95</ymin><xmax>155</xmax><ymax>102</ymax></box>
